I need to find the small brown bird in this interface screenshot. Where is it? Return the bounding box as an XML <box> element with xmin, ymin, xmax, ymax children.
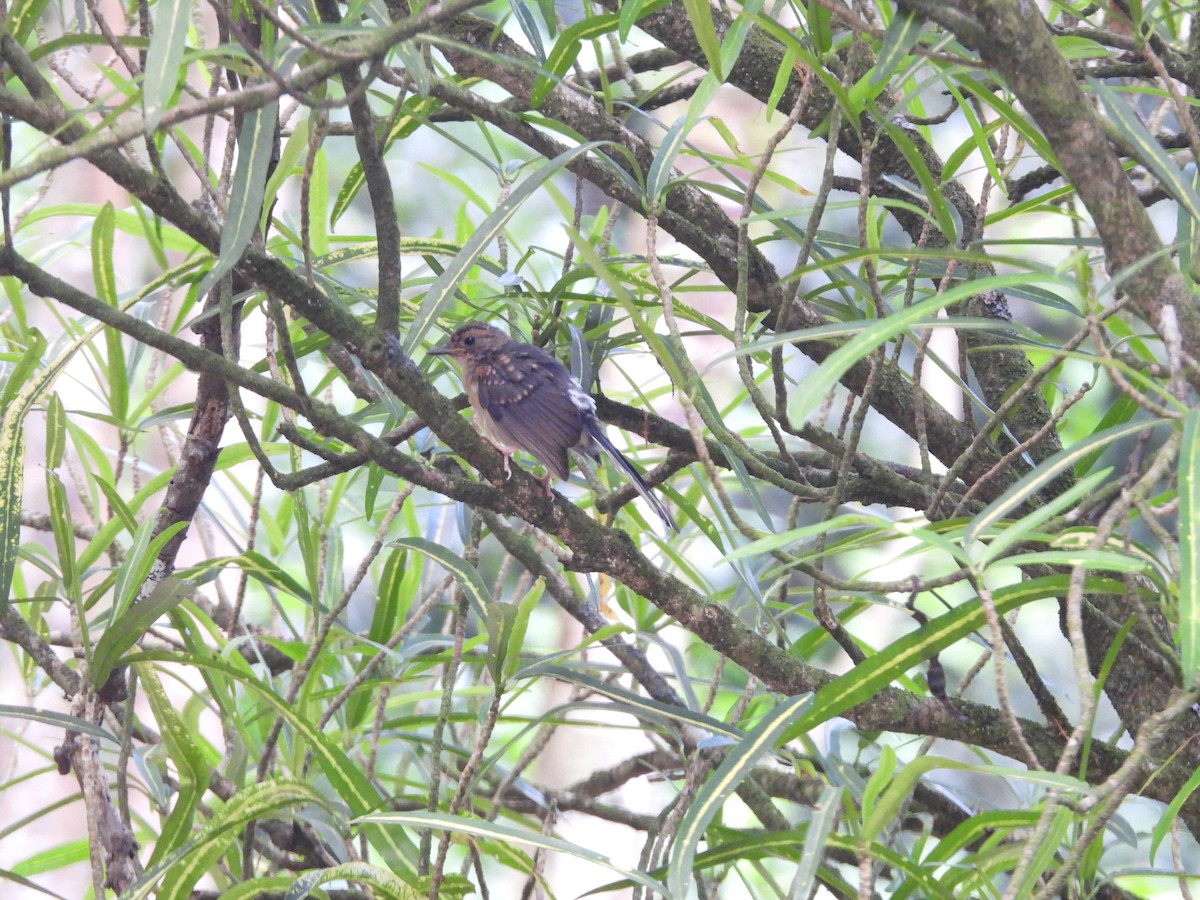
<box><xmin>429</xmin><ymin>322</ymin><xmax>677</xmax><ymax>532</ymax></box>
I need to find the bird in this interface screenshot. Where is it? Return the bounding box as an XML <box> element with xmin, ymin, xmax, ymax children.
<box><xmin>429</xmin><ymin>322</ymin><xmax>678</xmax><ymax>532</ymax></box>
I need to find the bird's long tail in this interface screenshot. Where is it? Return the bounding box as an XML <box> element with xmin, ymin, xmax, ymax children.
<box><xmin>584</xmin><ymin>418</ymin><xmax>678</xmax><ymax>532</ymax></box>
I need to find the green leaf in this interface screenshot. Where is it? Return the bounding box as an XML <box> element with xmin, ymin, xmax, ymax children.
<box><xmin>91</xmin><ymin>576</ymin><xmax>193</xmax><ymax>689</ymax></box>
<box><xmin>784</xmin><ymin>575</ymin><xmax>1120</xmax><ymax>741</ymax></box>
<box><xmin>138</xmin><ymin>665</ymin><xmax>210</xmax><ymax>868</ymax></box>
<box><xmin>485</xmin><ymin>599</ymin><xmax>522</xmax><ymax>687</ymax></box>
<box><xmin>1</xmin><ymin>325</ymin><xmax>109</xmax><ymax>615</ymax></box>
<box><xmin>521</xmin><ymin>663</ymin><xmax>744</xmax><ymax>740</ymax></box>
<box><xmin>1091</xmin><ymin>77</ymin><xmax>1200</xmax><ymax>224</ymax></box>
<box><xmin>1150</xmin><ymin>760</ymin><xmax>1200</xmax><ymax>864</ymax></box>
<box><xmin>718</xmin><ymin>0</ymin><xmax>764</xmax><ymax>77</ymax></box>
<box><xmin>668</xmin><ymin>695</ymin><xmax>812</xmax><ymax>897</ymax></box>
<box><xmin>331</xmin><ymin>96</ymin><xmax>444</xmax><ymax>226</ymax></box>
<box><xmin>92</xmin><ymin>204</ymin><xmax>129</xmax><ymax>423</ymax></box>
<box><xmin>966</xmin><ymin>419</ymin><xmax>1169</xmax><ymax>557</ymax></box>
<box><xmin>142</xmin><ymin>0</ymin><xmax>193</xmax><ymax>131</ymax></box>
<box><xmin>402</xmin><ymin>141</ymin><xmax>605</xmax><ymax>357</ymax></box>
<box><xmin>360</xmin><ymin>810</ymin><xmax>668</xmax><ymax>895</ymax></box>
<box><xmin>0</xmin><ymin>705</ymin><xmax>117</xmax><ymax>742</ymax></box>
<box><xmin>791</xmin><ymin>784</ymin><xmax>842</xmax><ymax>896</ymax></box>
<box><xmin>285</xmin><ymin>860</ymin><xmax>426</xmax><ymax>900</ymax></box>
<box><xmin>129</xmin><ymin>780</ymin><xmax>329</xmax><ymax>900</ymax></box>
<box><xmin>509</xmin><ymin>0</ymin><xmax>547</xmax><ymax>63</ymax></box>
<box><xmin>970</xmin><ymin>469</ymin><xmax>1109</xmax><ymax>567</ymax></box>
<box><xmin>110</xmin><ymin>517</ymin><xmax>190</xmax><ymax>626</ymax></box>
<box><xmin>44</xmin><ymin>471</ymin><xmax>79</xmax><ymax>610</ymax></box>
<box><xmin>788</xmin><ymin>273</ymin><xmax>1064</xmax><ymax>425</ymax></box>
<box><xmin>531</xmin><ymin>14</ymin><xmax>619</xmax><ymax>107</ymax></box>
<box><xmin>645</xmin><ymin>114</ymin><xmax>694</xmax><ymax>212</ymax></box>
<box><xmin>862</xmin><ymin>758</ymin><xmax>1090</xmax><ymax>843</ymax></box>
<box><xmin>682</xmin><ymin>0</ymin><xmax>723</xmax><ymax>78</ymax></box>
<box><xmin>996</xmin><ymin>549</ymin><xmax>1149</xmax><ymax>573</ymax></box>
<box><xmin>1180</xmin><ymin>409</ymin><xmax>1200</xmax><ymax>684</ymax></box>
<box><xmin>7</xmin><ymin>0</ymin><xmax>51</xmax><ymax>45</ymax></box>
<box><xmin>871</xmin><ymin>7</ymin><xmax>924</xmax><ymax>86</ymax></box>
<box><xmin>197</xmin><ymin>100</ymin><xmax>278</xmax><ymax>299</ymax></box>
<box><xmin>130</xmin><ymin>649</ymin><xmax>422</xmax><ymax>878</ymax></box>
<box><xmin>722</xmin><ymin>512</ymin><xmax>884</xmax><ymax>562</ymax></box>
<box><xmin>44</xmin><ymin>393</ymin><xmax>65</xmax><ymax>470</ymax></box>
<box><xmin>389</xmin><ymin>537</ymin><xmax>490</xmax><ymax>618</ymax></box>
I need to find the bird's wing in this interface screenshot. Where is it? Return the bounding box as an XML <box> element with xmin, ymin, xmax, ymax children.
<box><xmin>475</xmin><ymin>347</ymin><xmax>584</xmax><ymax>481</ymax></box>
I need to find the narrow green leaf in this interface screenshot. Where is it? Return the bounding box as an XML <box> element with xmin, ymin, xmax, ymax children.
<box><xmin>1074</xmin><ymin>392</ymin><xmax>1140</xmax><ymax>476</ymax></box>
<box><xmin>531</xmin><ymin>15</ymin><xmax>619</xmax><ymax>107</ymax></box>
<box><xmin>92</xmin><ymin>204</ymin><xmax>129</xmax><ymax>422</ymax></box>
<box><xmin>785</xmin><ymin>575</ymin><xmax>1120</xmax><ymax>740</ymax></box>
<box><xmin>0</xmin><ymin>330</ymin><xmax>54</xmax><ymax>615</ymax></box>
<box><xmin>806</xmin><ymin>0</ymin><xmax>832</xmax><ymax>52</ymax></box>
<box><xmin>722</xmin><ymin>512</ymin><xmax>883</xmax><ymax>562</ymax></box>
<box><xmin>791</xmin><ymin>785</ymin><xmax>842</xmax><ymax>898</ymax></box>
<box><xmin>878</xmin><ymin>120</ymin><xmax>958</xmax><ymax>241</ymax></box>
<box><xmin>668</xmin><ymin>695</ymin><xmax>812</xmax><ymax>897</ymax></box>
<box><xmin>138</xmin><ymin>665</ymin><xmax>209</xmax><ymax>868</ymax></box>
<box><xmin>718</xmin><ymin>0</ymin><xmax>763</xmax><ymax>76</ymax></box>
<box><xmin>403</xmin><ymin>142</ymin><xmax>604</xmax><ymax>356</ymax></box>
<box><xmin>966</xmin><ymin>419</ymin><xmax>1169</xmax><ymax>553</ymax></box>
<box><xmin>0</xmin><ymin>864</ymin><xmax>69</xmax><ymax>897</ymax></box>
<box><xmin>130</xmin><ymin>649</ymin><xmax>422</xmax><ymax>877</ymax></box>
<box><xmin>502</xmin><ymin>583</ymin><xmax>540</xmax><ymax>683</ymax></box>
<box><xmin>1091</xmin><ymin>77</ymin><xmax>1200</xmax><ymax>224</ymax></box>
<box><xmin>133</xmin><ymin>781</ymin><xmax>328</xmax><ymax>900</ymax></box>
<box><xmin>509</xmin><ymin>0</ymin><xmax>547</xmax><ymax>64</ymax></box>
<box><xmin>522</xmin><ymin>663</ymin><xmax>746</xmax><ymax>739</ymax></box>
<box><xmin>789</xmin><ymin>273</ymin><xmax>1063</xmax><ymax>425</ymax></box>
<box><xmin>262</xmin><ymin>113</ymin><xmax>312</xmax><ymax>213</ymax></box>
<box><xmin>142</xmin><ymin>0</ymin><xmax>193</xmax><ymax>132</ymax></box>
<box><xmin>682</xmin><ymin>0</ymin><xmax>723</xmax><ymax>78</ymax></box>
<box><xmin>860</xmin><ymin>744</ymin><xmax>896</xmax><ymax>822</ymax></box>
<box><xmin>7</xmin><ymin>0</ymin><xmax>51</xmax><ymax>45</ymax></box>
<box><xmin>90</xmin><ymin>576</ymin><xmax>192</xmax><ymax>688</ymax></box>
<box><xmin>1180</xmin><ymin>409</ymin><xmax>1200</xmax><ymax>683</ymax></box>
<box><xmin>285</xmin><ymin>860</ymin><xmax>424</xmax><ymax>900</ymax></box>
<box><xmin>93</xmin><ymin>477</ymin><xmax>139</xmax><ymax>535</ymax></box>
<box><xmin>0</xmin><ymin>705</ymin><xmax>117</xmax><ymax>742</ymax></box>
<box><xmin>360</xmin><ymin>810</ymin><xmax>668</xmax><ymax>895</ymax></box>
<box><xmin>1150</xmin><ymin>760</ymin><xmax>1200</xmax><ymax>864</ymax></box>
<box><xmin>91</xmin><ymin>202</ymin><xmax>118</xmax><ymax>306</ymax></box>
<box><xmin>110</xmin><ymin>517</ymin><xmax>189</xmax><ymax>626</ymax></box>
<box><xmin>973</xmin><ymin>469</ymin><xmax>1108</xmax><ymax>567</ymax></box>
<box><xmin>44</xmin><ymin>393</ymin><xmax>65</xmax><ymax>470</ymax></box>
<box><xmin>996</xmin><ymin>549</ymin><xmax>1149</xmax><ymax>572</ymax></box>
<box><xmin>197</xmin><ymin>100</ymin><xmax>278</xmax><ymax>299</ymax></box>
<box><xmin>331</xmin><ymin>96</ymin><xmax>443</xmax><ymax>226</ymax></box>
<box><xmin>0</xmin><ymin>330</ymin><xmax>45</xmax><ymax>410</ymax></box>
<box><xmin>1009</xmin><ymin>805</ymin><xmax>1074</xmax><ymax>897</ymax></box>
<box><xmin>44</xmin><ymin>471</ymin><xmax>78</xmax><ymax>606</ymax></box>
<box><xmin>645</xmin><ymin>114</ymin><xmax>693</xmax><ymax>211</ymax></box>
<box><xmin>871</xmin><ymin>7</ymin><xmax>924</xmax><ymax>85</ymax></box>
<box><xmin>862</xmin><ymin>757</ymin><xmax>1090</xmax><ymax>843</ymax></box>
<box><xmin>389</xmin><ymin>537</ymin><xmax>491</xmax><ymax>618</ymax></box>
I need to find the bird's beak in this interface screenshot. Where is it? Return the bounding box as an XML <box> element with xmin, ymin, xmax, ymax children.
<box><xmin>428</xmin><ymin>342</ymin><xmax>452</xmax><ymax>357</ymax></box>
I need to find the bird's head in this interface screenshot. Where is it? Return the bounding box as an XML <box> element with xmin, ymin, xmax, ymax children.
<box><xmin>428</xmin><ymin>322</ymin><xmax>512</xmax><ymax>362</ymax></box>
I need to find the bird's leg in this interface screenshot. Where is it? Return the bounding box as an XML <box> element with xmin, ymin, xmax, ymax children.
<box><xmin>479</xmin><ymin>435</ymin><xmax>514</xmax><ymax>480</ymax></box>
<box><xmin>539</xmin><ymin>470</ymin><xmax>554</xmax><ymax>496</ymax></box>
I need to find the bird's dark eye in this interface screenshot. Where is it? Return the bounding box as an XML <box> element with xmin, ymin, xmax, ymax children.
<box><xmin>463</xmin><ymin>335</ymin><xmax>475</xmax><ymax>346</ymax></box>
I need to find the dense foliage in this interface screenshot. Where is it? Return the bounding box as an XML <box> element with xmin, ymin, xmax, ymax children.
<box><xmin>2</xmin><ymin>0</ymin><xmax>1200</xmax><ymax>897</ymax></box>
